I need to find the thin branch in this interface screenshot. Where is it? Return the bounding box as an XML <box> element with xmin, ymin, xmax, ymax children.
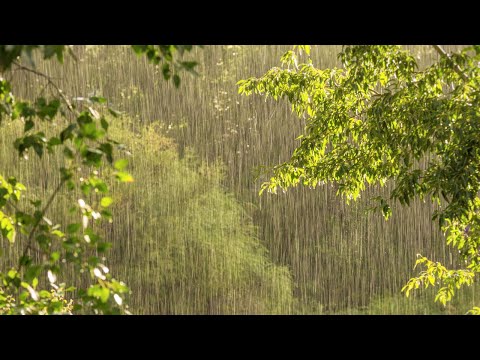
<box><xmin>8</xmin><ymin>66</ymin><xmax>62</xmax><ymax>79</ymax></box>
<box><xmin>28</xmin><ymin>244</ymin><xmax>47</xmax><ymax>257</ymax></box>
<box><xmin>38</xmin><ymin>81</ymin><xmax>50</xmax><ymax>97</ymax></box>
<box><xmin>12</xmin><ymin>62</ymin><xmax>75</xmax><ymax>113</ymax></box>
<box><xmin>5</xmin><ymin>199</ymin><xmax>20</xmax><ymax>213</ymax></box>
<box><xmin>432</xmin><ymin>45</ymin><xmax>469</xmax><ymax>82</ymax></box>
<box><xmin>17</xmin><ymin>178</ymin><xmax>66</xmax><ymax>271</ymax></box>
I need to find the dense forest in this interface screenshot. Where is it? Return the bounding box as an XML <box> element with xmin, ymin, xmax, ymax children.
<box><xmin>1</xmin><ymin>45</ymin><xmax>479</xmax><ymax>314</ymax></box>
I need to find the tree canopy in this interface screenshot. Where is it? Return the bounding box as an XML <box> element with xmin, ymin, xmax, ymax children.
<box><xmin>238</xmin><ymin>45</ymin><xmax>480</xmax><ymax>313</ymax></box>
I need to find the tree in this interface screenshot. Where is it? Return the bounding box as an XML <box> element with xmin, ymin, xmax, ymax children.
<box><xmin>111</xmin><ymin>124</ymin><xmax>294</xmax><ymax>314</ymax></box>
<box><xmin>0</xmin><ymin>45</ymin><xmax>197</xmax><ymax>314</ymax></box>
<box><xmin>238</xmin><ymin>45</ymin><xmax>480</xmax><ymax>313</ymax></box>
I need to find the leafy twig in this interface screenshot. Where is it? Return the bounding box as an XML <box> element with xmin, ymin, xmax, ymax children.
<box><xmin>17</xmin><ymin>179</ymin><xmax>66</xmax><ymax>271</ymax></box>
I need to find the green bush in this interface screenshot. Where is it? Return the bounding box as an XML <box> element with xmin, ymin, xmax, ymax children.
<box><xmin>106</xmin><ymin>122</ymin><xmax>294</xmax><ymax>314</ymax></box>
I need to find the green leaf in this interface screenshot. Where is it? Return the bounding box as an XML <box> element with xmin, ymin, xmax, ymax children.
<box><xmin>100</xmin><ymin>197</ymin><xmax>113</xmax><ymax>208</ymax></box>
<box><xmin>99</xmin><ymin>143</ymin><xmax>113</xmax><ymax>163</ymax></box>
<box><xmin>173</xmin><ymin>74</ymin><xmax>181</xmax><ymax>88</ymax></box>
<box><xmin>48</xmin><ymin>137</ymin><xmax>62</xmax><ymax>147</ymax></box>
<box><xmin>100</xmin><ymin>209</ymin><xmax>112</xmax><ymax>219</ymax></box>
<box><xmin>7</xmin><ymin>269</ymin><xmax>17</xmax><ymax>279</ymax></box>
<box><xmin>24</xmin><ymin>119</ymin><xmax>34</xmax><ymax>132</ymax></box>
<box><xmin>131</xmin><ymin>45</ymin><xmax>146</xmax><ymax>55</ymax></box>
<box><xmin>33</xmin><ymin>142</ymin><xmax>44</xmax><ymax>157</ymax></box>
<box><xmin>25</xmin><ymin>265</ymin><xmax>42</xmax><ymax>283</ymax></box>
<box><xmin>39</xmin><ymin>290</ymin><xmax>52</xmax><ymax>298</ymax></box>
<box><xmin>100</xmin><ymin>117</ymin><xmax>109</xmax><ymax>131</ymax></box>
<box><xmin>93</xmin><ymin>179</ymin><xmax>108</xmax><ymax>193</ymax></box>
<box><xmin>50</xmin><ymin>252</ymin><xmax>60</xmax><ymax>262</ymax></box>
<box><xmin>382</xmin><ymin>204</ymin><xmax>392</xmax><ymax>220</ymax></box>
<box><xmin>0</xmin><ymin>211</ymin><xmax>16</xmax><ymax>243</ymax></box>
<box><xmin>51</xmin><ymin>229</ymin><xmax>65</xmax><ymax>238</ymax></box>
<box><xmin>90</xmin><ymin>96</ymin><xmax>107</xmax><ymax>104</ymax></box>
<box><xmin>97</xmin><ymin>242</ymin><xmax>112</xmax><ymax>253</ymax></box>
<box><xmin>180</xmin><ymin>61</ymin><xmax>198</xmax><ymax>73</ymax></box>
<box><xmin>162</xmin><ymin>63</ymin><xmax>171</xmax><ymax>80</ymax></box>
<box><xmin>60</xmin><ymin>124</ymin><xmax>76</xmax><ymax>142</ymax></box>
<box><xmin>88</xmin><ymin>285</ymin><xmax>110</xmax><ymax>303</ymax></box>
<box><xmin>67</xmin><ymin>223</ymin><xmax>81</xmax><ymax>234</ymax></box>
<box><xmin>108</xmin><ymin>108</ymin><xmax>121</xmax><ymax>118</ymax></box>
<box><xmin>115</xmin><ymin>171</ymin><xmax>134</xmax><ymax>183</ymax></box>
<box><xmin>114</xmin><ymin>159</ymin><xmax>128</xmax><ymax>171</ymax></box>
<box><xmin>19</xmin><ymin>255</ymin><xmax>32</xmax><ymax>266</ymax></box>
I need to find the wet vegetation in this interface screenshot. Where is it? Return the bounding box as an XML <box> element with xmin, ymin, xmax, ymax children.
<box><xmin>1</xmin><ymin>45</ymin><xmax>479</xmax><ymax>314</ymax></box>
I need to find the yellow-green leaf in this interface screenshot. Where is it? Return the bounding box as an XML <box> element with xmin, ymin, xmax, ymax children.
<box><xmin>100</xmin><ymin>197</ymin><xmax>113</xmax><ymax>208</ymax></box>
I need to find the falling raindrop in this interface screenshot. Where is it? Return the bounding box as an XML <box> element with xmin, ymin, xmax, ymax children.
<box><xmin>0</xmin><ymin>45</ymin><xmax>475</xmax><ymax>315</ymax></box>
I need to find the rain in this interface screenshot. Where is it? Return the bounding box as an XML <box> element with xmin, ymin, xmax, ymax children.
<box><xmin>0</xmin><ymin>45</ymin><xmax>477</xmax><ymax>314</ymax></box>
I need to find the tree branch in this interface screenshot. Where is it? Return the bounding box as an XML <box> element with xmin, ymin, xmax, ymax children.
<box><xmin>5</xmin><ymin>199</ymin><xmax>20</xmax><ymax>213</ymax></box>
<box><xmin>12</xmin><ymin>62</ymin><xmax>75</xmax><ymax>113</ymax></box>
<box><xmin>17</xmin><ymin>178</ymin><xmax>66</xmax><ymax>271</ymax></box>
<box><xmin>432</xmin><ymin>45</ymin><xmax>469</xmax><ymax>82</ymax></box>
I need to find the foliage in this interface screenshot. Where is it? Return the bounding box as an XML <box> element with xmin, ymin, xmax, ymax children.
<box><xmin>340</xmin><ymin>283</ymin><xmax>480</xmax><ymax>315</ymax></box>
<box><xmin>0</xmin><ymin>46</ymin><xmax>70</xmax><ymax>72</ymax></box>
<box><xmin>0</xmin><ymin>45</ymin><xmax>195</xmax><ymax>314</ymax></box>
<box><xmin>131</xmin><ymin>45</ymin><xmax>199</xmax><ymax>87</ymax></box>
<box><xmin>238</xmin><ymin>45</ymin><xmax>480</xmax><ymax>312</ymax></box>
<box><xmin>0</xmin><ymin>45</ymin><xmax>198</xmax><ymax>88</ymax></box>
<box><xmin>108</xmin><ymin>122</ymin><xmax>294</xmax><ymax>314</ymax></box>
